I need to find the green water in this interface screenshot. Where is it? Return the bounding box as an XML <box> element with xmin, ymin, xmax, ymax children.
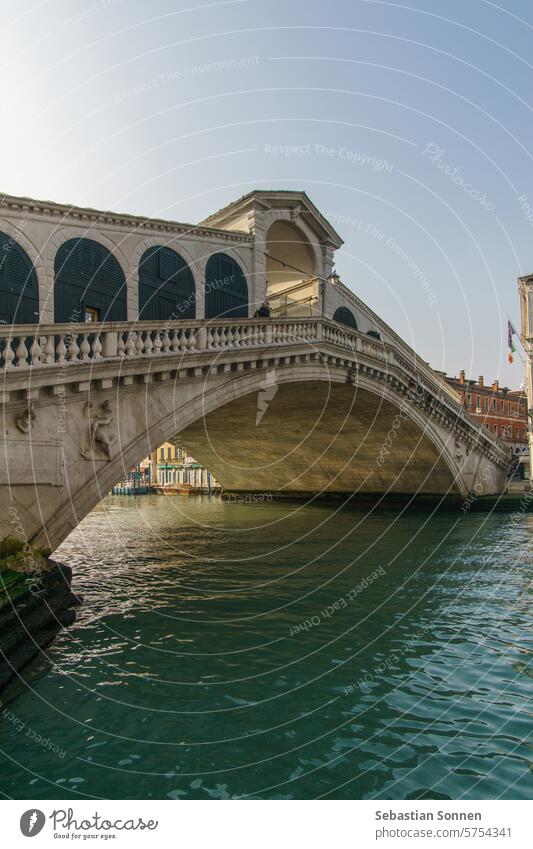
<box><xmin>1</xmin><ymin>495</ymin><xmax>532</xmax><ymax>800</ymax></box>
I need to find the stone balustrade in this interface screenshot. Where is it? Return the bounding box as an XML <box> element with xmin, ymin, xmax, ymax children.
<box><xmin>0</xmin><ymin>316</ymin><xmax>498</xmax><ymax>455</ymax></box>
<box><xmin>0</xmin><ymin>318</ymin><xmax>327</xmax><ymax>370</ymax></box>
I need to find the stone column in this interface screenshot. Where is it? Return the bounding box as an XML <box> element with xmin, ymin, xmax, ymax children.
<box><xmin>518</xmin><ymin>274</ymin><xmax>533</xmax><ymax>481</ymax></box>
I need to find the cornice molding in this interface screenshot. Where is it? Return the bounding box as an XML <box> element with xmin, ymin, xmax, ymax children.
<box><xmin>0</xmin><ymin>193</ymin><xmax>254</xmax><ymax>245</ymax></box>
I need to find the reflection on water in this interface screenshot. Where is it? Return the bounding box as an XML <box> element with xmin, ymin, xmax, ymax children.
<box><xmin>0</xmin><ymin>495</ymin><xmax>532</xmax><ymax>800</ymax></box>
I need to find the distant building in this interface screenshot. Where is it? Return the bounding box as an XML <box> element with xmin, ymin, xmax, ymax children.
<box><xmin>144</xmin><ymin>442</ymin><xmax>220</xmax><ymax>491</ymax></box>
<box><xmin>441</xmin><ymin>371</ymin><xmax>528</xmax><ymax>478</ymax></box>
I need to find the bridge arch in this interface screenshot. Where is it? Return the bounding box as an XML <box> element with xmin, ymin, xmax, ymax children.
<box><xmin>31</xmin><ymin>363</ymin><xmax>471</xmax><ymax>552</ymax></box>
<box><xmin>54</xmin><ymin>237</ymin><xmax>127</xmax><ymax>323</ymax></box>
<box><xmin>204</xmin><ymin>252</ymin><xmax>248</xmax><ymax>318</ymax></box>
<box><xmin>0</xmin><ymin>231</ymin><xmax>39</xmax><ymax>325</ymax></box>
<box><xmin>138</xmin><ymin>246</ymin><xmax>196</xmax><ymax>320</ymax></box>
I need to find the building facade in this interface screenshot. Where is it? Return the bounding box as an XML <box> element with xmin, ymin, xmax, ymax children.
<box><xmin>144</xmin><ymin>442</ymin><xmax>220</xmax><ymax>491</ymax></box>
<box><xmin>0</xmin><ymin>189</ymin><xmax>390</xmax><ymax>338</ymax></box>
<box><xmin>443</xmin><ymin>370</ymin><xmax>528</xmax><ymax>477</ymax></box>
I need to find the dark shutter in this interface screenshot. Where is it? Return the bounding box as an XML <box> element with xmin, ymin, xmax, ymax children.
<box><xmin>54</xmin><ymin>238</ymin><xmax>127</xmax><ymax>323</ymax></box>
<box><xmin>139</xmin><ymin>246</ymin><xmax>195</xmax><ymax>320</ymax></box>
<box><xmin>205</xmin><ymin>253</ymin><xmax>248</xmax><ymax>319</ymax></box>
<box><xmin>0</xmin><ymin>232</ymin><xmax>39</xmax><ymax>324</ymax></box>
<box><xmin>333</xmin><ymin>306</ymin><xmax>357</xmax><ymax>329</ymax></box>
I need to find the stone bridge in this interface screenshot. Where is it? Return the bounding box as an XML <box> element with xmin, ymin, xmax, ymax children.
<box><xmin>0</xmin><ymin>316</ymin><xmax>511</xmax><ymax>553</ymax></box>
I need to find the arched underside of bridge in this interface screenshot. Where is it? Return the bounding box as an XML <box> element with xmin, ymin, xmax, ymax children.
<box><xmin>178</xmin><ymin>380</ymin><xmax>462</xmax><ymax>498</ymax></box>
<box><xmin>9</xmin><ymin>366</ymin><xmax>471</xmax><ymax>555</ymax></box>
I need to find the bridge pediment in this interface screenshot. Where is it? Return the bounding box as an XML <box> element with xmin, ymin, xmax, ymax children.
<box><xmin>200</xmin><ymin>190</ymin><xmax>344</xmax><ymax>249</ymax></box>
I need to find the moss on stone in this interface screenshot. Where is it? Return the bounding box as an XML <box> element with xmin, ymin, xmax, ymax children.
<box><xmin>0</xmin><ymin>536</ymin><xmax>53</xmax><ymax>575</ymax></box>
<box><xmin>0</xmin><ymin>537</ymin><xmax>25</xmax><ymax>558</ymax></box>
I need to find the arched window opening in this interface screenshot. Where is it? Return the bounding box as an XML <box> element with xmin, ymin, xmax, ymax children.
<box><xmin>139</xmin><ymin>246</ymin><xmax>195</xmax><ymax>320</ymax></box>
<box><xmin>265</xmin><ymin>220</ymin><xmax>317</xmax><ymax>317</ymax></box>
<box><xmin>0</xmin><ymin>232</ymin><xmax>39</xmax><ymax>325</ymax></box>
<box><xmin>333</xmin><ymin>306</ymin><xmax>358</xmax><ymax>329</ymax></box>
<box><xmin>205</xmin><ymin>253</ymin><xmax>248</xmax><ymax>319</ymax></box>
<box><xmin>54</xmin><ymin>238</ymin><xmax>126</xmax><ymax>323</ymax></box>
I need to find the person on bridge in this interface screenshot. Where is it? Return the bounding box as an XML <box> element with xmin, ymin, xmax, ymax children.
<box><xmin>254</xmin><ymin>301</ymin><xmax>271</xmax><ymax>318</ymax></box>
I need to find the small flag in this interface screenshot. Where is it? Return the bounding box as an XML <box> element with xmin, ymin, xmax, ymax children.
<box><xmin>508</xmin><ymin>319</ymin><xmax>517</xmax><ymax>364</ymax></box>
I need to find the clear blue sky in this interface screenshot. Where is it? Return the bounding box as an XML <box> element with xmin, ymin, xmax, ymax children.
<box><xmin>3</xmin><ymin>0</ymin><xmax>533</xmax><ymax>387</ymax></box>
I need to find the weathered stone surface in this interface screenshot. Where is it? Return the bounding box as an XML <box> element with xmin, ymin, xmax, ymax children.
<box><xmin>0</xmin><ymin>319</ymin><xmax>510</xmax><ymax>552</ymax></box>
<box><xmin>0</xmin><ymin>560</ymin><xmax>81</xmax><ymax>696</ymax></box>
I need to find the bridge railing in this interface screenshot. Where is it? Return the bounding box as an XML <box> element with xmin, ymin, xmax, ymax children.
<box><xmin>0</xmin><ymin>317</ymin><xmax>510</xmax><ymax>461</ymax></box>
<box><xmin>0</xmin><ymin>316</ymin><xmax>487</xmax><ymax>406</ymax></box>
<box><xmin>0</xmin><ymin>318</ymin><xmax>324</xmax><ymax>369</ymax></box>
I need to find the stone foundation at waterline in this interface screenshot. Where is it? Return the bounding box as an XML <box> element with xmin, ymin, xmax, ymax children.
<box><xmin>0</xmin><ymin>547</ymin><xmax>82</xmax><ymax>697</ymax></box>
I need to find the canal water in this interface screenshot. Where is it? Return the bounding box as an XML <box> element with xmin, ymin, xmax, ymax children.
<box><xmin>1</xmin><ymin>495</ymin><xmax>531</xmax><ymax>800</ymax></box>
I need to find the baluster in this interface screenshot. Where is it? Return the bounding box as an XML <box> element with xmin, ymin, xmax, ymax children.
<box><xmin>1</xmin><ymin>337</ymin><xmax>14</xmax><ymax>370</ymax></box>
<box><xmin>92</xmin><ymin>334</ymin><xmax>102</xmax><ymax>359</ymax></box>
<box><xmin>15</xmin><ymin>336</ymin><xmax>29</xmax><ymax>368</ymax></box>
<box><xmin>29</xmin><ymin>336</ymin><xmax>42</xmax><ymax>365</ymax></box>
<box><xmin>135</xmin><ymin>332</ymin><xmax>144</xmax><ymax>357</ymax></box>
<box><xmin>206</xmin><ymin>327</ymin><xmax>214</xmax><ymax>349</ymax></box>
<box><xmin>117</xmin><ymin>333</ymin><xmax>126</xmax><ymax>357</ymax></box>
<box><xmin>67</xmin><ymin>334</ymin><xmax>79</xmax><ymax>362</ymax></box>
<box><xmin>178</xmin><ymin>330</ymin><xmax>187</xmax><ymax>353</ymax></box>
<box><xmin>125</xmin><ymin>332</ymin><xmax>136</xmax><ymax>357</ymax></box>
<box><xmin>79</xmin><ymin>333</ymin><xmax>90</xmax><ymax>362</ymax></box>
<box><xmin>153</xmin><ymin>331</ymin><xmax>162</xmax><ymax>356</ymax></box>
<box><xmin>170</xmin><ymin>330</ymin><xmax>180</xmax><ymax>353</ymax></box>
<box><xmin>56</xmin><ymin>334</ymin><xmax>67</xmax><ymax>366</ymax></box>
<box><xmin>212</xmin><ymin>327</ymin><xmax>220</xmax><ymax>348</ymax></box>
<box><xmin>143</xmin><ymin>330</ymin><xmax>153</xmax><ymax>356</ymax></box>
<box><xmin>44</xmin><ymin>334</ymin><xmax>56</xmax><ymax>364</ymax></box>
<box><xmin>160</xmin><ymin>330</ymin><xmax>170</xmax><ymax>353</ymax></box>
<box><xmin>187</xmin><ymin>328</ymin><xmax>196</xmax><ymax>352</ymax></box>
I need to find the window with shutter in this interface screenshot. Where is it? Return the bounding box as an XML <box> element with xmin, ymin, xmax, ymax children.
<box><xmin>205</xmin><ymin>253</ymin><xmax>248</xmax><ymax>319</ymax></box>
<box><xmin>333</xmin><ymin>306</ymin><xmax>358</xmax><ymax>329</ymax></box>
<box><xmin>54</xmin><ymin>238</ymin><xmax>126</xmax><ymax>323</ymax></box>
<box><xmin>139</xmin><ymin>246</ymin><xmax>195</xmax><ymax>320</ymax></box>
<box><xmin>0</xmin><ymin>232</ymin><xmax>39</xmax><ymax>324</ymax></box>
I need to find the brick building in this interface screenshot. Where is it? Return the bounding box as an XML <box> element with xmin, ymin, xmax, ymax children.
<box><xmin>441</xmin><ymin>371</ymin><xmax>529</xmax><ymax>478</ymax></box>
